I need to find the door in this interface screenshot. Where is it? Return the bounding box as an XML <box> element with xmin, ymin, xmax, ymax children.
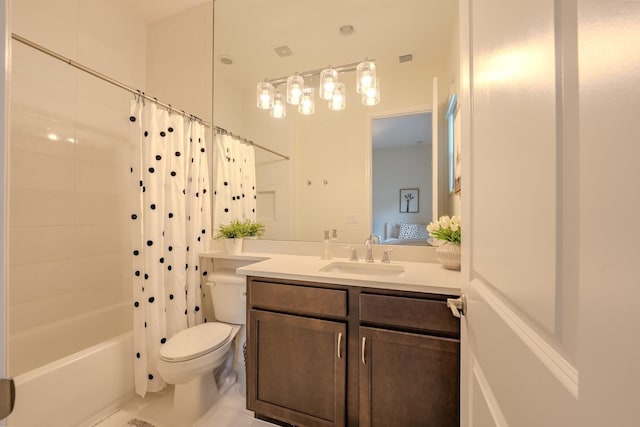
<box><xmin>0</xmin><ymin>0</ymin><xmax>13</xmax><ymax>423</ymax></box>
<box><xmin>359</xmin><ymin>327</ymin><xmax>459</xmax><ymax>427</ymax></box>
<box><xmin>459</xmin><ymin>0</ymin><xmax>640</xmax><ymax>426</ymax></box>
<box><xmin>248</xmin><ymin>309</ymin><xmax>346</xmax><ymax>427</ymax></box>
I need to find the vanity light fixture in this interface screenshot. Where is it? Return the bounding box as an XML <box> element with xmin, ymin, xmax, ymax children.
<box><xmin>319</xmin><ymin>67</ymin><xmax>338</xmax><ymax>100</ymax></box>
<box><xmin>362</xmin><ymin>77</ymin><xmax>380</xmax><ymax>106</ymax></box>
<box><xmin>256</xmin><ymin>59</ymin><xmax>380</xmax><ymax>118</ymax></box>
<box><xmin>356</xmin><ymin>60</ymin><xmax>376</xmax><ymax>95</ymax></box>
<box><xmin>299</xmin><ymin>88</ymin><xmax>315</xmax><ymax>115</ymax></box>
<box><xmin>286</xmin><ymin>73</ymin><xmax>304</xmax><ymax>105</ymax></box>
<box><xmin>329</xmin><ymin>82</ymin><xmax>346</xmax><ymax>111</ymax></box>
<box><xmin>256</xmin><ymin>80</ymin><xmax>275</xmax><ymax>110</ymax></box>
<box><xmin>270</xmin><ymin>91</ymin><xmax>286</xmax><ymax>118</ymax></box>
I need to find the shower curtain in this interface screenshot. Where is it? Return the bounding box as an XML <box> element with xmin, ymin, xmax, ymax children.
<box><xmin>128</xmin><ymin>100</ymin><xmax>211</xmax><ymax>396</ymax></box>
<box><xmin>212</xmin><ymin>132</ymin><xmax>257</xmax><ymax>235</ymax></box>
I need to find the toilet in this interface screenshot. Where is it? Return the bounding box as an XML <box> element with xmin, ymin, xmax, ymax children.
<box><xmin>156</xmin><ymin>270</ymin><xmax>246</xmax><ymax>421</ymax></box>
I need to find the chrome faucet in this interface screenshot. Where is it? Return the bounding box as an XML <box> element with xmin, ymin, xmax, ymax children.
<box><xmin>364</xmin><ymin>235</ymin><xmax>375</xmax><ymax>263</ymax></box>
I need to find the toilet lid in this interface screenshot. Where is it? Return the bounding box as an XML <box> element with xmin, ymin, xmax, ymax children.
<box><xmin>160</xmin><ymin>323</ymin><xmax>233</xmax><ymax>362</ymax></box>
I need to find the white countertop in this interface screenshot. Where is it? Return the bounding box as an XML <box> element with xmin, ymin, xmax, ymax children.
<box><xmin>202</xmin><ymin>251</ymin><xmax>462</xmax><ymax>296</ymax></box>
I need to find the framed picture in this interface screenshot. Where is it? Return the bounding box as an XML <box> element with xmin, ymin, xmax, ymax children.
<box><xmin>399</xmin><ymin>188</ymin><xmax>419</xmax><ymax>213</ymax></box>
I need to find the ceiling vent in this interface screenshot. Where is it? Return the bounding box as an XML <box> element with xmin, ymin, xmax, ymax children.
<box><xmin>399</xmin><ymin>53</ymin><xmax>413</xmax><ymax>63</ymax></box>
<box><xmin>274</xmin><ymin>45</ymin><xmax>293</xmax><ymax>57</ymax></box>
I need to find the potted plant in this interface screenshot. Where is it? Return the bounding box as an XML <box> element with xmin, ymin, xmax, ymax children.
<box><xmin>426</xmin><ymin>215</ymin><xmax>461</xmax><ymax>270</ymax></box>
<box><xmin>215</xmin><ymin>219</ymin><xmax>265</xmax><ymax>254</ymax></box>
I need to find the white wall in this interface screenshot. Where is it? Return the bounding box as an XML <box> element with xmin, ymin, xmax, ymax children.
<box><xmin>9</xmin><ymin>0</ymin><xmax>146</xmax><ymax>374</ymax></box>
<box><xmin>372</xmin><ymin>144</ymin><xmax>432</xmax><ymax>238</ymax></box>
<box><xmin>146</xmin><ymin>2</ymin><xmax>213</xmax><ymax>123</ymax></box>
<box><xmin>244</xmin><ymin>103</ymin><xmax>293</xmax><ymax>240</ymax></box>
<box><xmin>288</xmin><ymin>62</ymin><xmax>447</xmax><ymax>243</ymax></box>
<box><xmin>445</xmin><ymin>1</ymin><xmax>462</xmax><ymax>218</ymax></box>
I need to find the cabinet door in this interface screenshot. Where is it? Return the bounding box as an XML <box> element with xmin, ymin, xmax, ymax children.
<box><xmin>359</xmin><ymin>327</ymin><xmax>459</xmax><ymax>427</ymax></box>
<box><xmin>248</xmin><ymin>309</ymin><xmax>346</xmax><ymax>427</ymax></box>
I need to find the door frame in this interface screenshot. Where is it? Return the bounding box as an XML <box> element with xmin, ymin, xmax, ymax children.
<box><xmin>364</xmin><ymin>101</ymin><xmax>436</xmax><ymax>237</ymax></box>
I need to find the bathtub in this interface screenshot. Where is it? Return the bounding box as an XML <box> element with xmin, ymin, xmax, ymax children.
<box><xmin>6</xmin><ymin>330</ymin><xmax>135</xmax><ymax>427</ymax></box>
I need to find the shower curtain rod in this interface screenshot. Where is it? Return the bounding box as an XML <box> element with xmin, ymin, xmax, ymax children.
<box><xmin>11</xmin><ymin>32</ymin><xmax>290</xmax><ymax>161</ymax></box>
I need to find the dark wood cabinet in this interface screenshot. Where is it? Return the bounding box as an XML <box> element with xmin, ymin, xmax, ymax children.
<box><xmin>359</xmin><ymin>327</ymin><xmax>459</xmax><ymax>427</ymax></box>
<box><xmin>246</xmin><ymin>277</ymin><xmax>460</xmax><ymax>427</ymax></box>
<box><xmin>247</xmin><ymin>309</ymin><xmax>346</xmax><ymax>427</ymax></box>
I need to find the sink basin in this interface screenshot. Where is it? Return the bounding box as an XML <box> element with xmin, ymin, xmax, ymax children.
<box><xmin>319</xmin><ymin>261</ymin><xmax>405</xmax><ymax>278</ymax></box>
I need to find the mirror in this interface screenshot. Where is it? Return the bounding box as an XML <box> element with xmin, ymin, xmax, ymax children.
<box><xmin>213</xmin><ymin>0</ymin><xmax>460</xmax><ymax>244</ymax></box>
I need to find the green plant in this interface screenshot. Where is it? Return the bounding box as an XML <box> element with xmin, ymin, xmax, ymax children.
<box><xmin>215</xmin><ymin>219</ymin><xmax>265</xmax><ymax>239</ymax></box>
<box><xmin>426</xmin><ymin>215</ymin><xmax>461</xmax><ymax>244</ymax></box>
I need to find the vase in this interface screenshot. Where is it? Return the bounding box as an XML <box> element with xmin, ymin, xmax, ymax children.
<box><xmin>435</xmin><ymin>241</ymin><xmax>461</xmax><ymax>271</ymax></box>
<box><xmin>225</xmin><ymin>238</ymin><xmax>244</xmax><ymax>255</ymax></box>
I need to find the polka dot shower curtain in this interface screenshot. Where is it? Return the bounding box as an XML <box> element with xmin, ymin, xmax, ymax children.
<box><xmin>212</xmin><ymin>132</ymin><xmax>257</xmax><ymax>234</ymax></box>
<box><xmin>128</xmin><ymin>100</ymin><xmax>211</xmax><ymax>397</ymax></box>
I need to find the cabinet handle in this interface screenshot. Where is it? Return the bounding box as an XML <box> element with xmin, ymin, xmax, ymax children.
<box><xmin>361</xmin><ymin>336</ymin><xmax>367</xmax><ymax>364</ymax></box>
<box><xmin>337</xmin><ymin>333</ymin><xmax>343</xmax><ymax>359</ymax></box>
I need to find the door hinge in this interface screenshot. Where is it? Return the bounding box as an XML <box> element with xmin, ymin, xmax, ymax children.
<box><xmin>446</xmin><ymin>294</ymin><xmax>466</xmax><ymax>318</ymax></box>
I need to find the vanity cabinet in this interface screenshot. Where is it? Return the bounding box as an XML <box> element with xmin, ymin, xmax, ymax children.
<box><xmin>246</xmin><ymin>277</ymin><xmax>460</xmax><ymax>427</ymax></box>
<box><xmin>359</xmin><ymin>295</ymin><xmax>460</xmax><ymax>427</ymax></box>
<box><xmin>247</xmin><ymin>279</ymin><xmax>348</xmax><ymax>427</ymax></box>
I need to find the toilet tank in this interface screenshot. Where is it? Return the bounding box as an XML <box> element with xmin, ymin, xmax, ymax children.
<box><xmin>206</xmin><ymin>270</ymin><xmax>246</xmax><ymax>325</ymax></box>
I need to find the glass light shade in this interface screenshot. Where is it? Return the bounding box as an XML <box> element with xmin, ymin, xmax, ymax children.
<box><xmin>362</xmin><ymin>77</ymin><xmax>380</xmax><ymax>106</ymax></box>
<box><xmin>286</xmin><ymin>74</ymin><xmax>304</xmax><ymax>105</ymax></box>
<box><xmin>319</xmin><ymin>68</ymin><xmax>338</xmax><ymax>100</ymax></box>
<box><xmin>270</xmin><ymin>92</ymin><xmax>286</xmax><ymax>118</ymax></box>
<box><xmin>328</xmin><ymin>82</ymin><xmax>346</xmax><ymax>111</ymax></box>
<box><xmin>256</xmin><ymin>81</ymin><xmax>275</xmax><ymax>109</ymax></box>
<box><xmin>298</xmin><ymin>88</ymin><xmax>315</xmax><ymax>115</ymax></box>
<box><xmin>356</xmin><ymin>61</ymin><xmax>376</xmax><ymax>94</ymax></box>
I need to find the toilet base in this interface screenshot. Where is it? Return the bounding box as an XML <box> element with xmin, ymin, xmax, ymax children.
<box><xmin>173</xmin><ymin>372</ymin><xmax>220</xmax><ymax>423</ymax></box>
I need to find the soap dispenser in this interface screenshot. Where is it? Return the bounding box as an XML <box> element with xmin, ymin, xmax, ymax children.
<box><xmin>321</xmin><ymin>230</ymin><xmax>332</xmax><ymax>260</ymax></box>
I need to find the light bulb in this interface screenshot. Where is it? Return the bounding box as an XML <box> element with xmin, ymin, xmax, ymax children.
<box><xmin>362</xmin><ymin>77</ymin><xmax>380</xmax><ymax>106</ymax></box>
<box><xmin>356</xmin><ymin>60</ymin><xmax>377</xmax><ymax>94</ymax></box>
<box><xmin>319</xmin><ymin>68</ymin><xmax>338</xmax><ymax>100</ymax></box>
<box><xmin>299</xmin><ymin>88</ymin><xmax>315</xmax><ymax>115</ymax></box>
<box><xmin>329</xmin><ymin>83</ymin><xmax>346</xmax><ymax>111</ymax></box>
<box><xmin>365</xmin><ymin>85</ymin><xmax>377</xmax><ymax>98</ymax></box>
<box><xmin>256</xmin><ymin>81</ymin><xmax>275</xmax><ymax>109</ymax></box>
<box><xmin>270</xmin><ymin>92</ymin><xmax>286</xmax><ymax>118</ymax></box>
<box><xmin>286</xmin><ymin>74</ymin><xmax>304</xmax><ymax>105</ymax></box>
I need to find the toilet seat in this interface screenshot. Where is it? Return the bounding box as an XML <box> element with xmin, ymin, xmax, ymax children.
<box><xmin>160</xmin><ymin>323</ymin><xmax>233</xmax><ymax>362</ymax></box>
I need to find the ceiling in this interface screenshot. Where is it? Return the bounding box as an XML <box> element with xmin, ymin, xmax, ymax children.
<box><xmin>115</xmin><ymin>0</ymin><xmax>210</xmax><ymax>24</ymax></box>
<box><xmin>372</xmin><ymin>113</ymin><xmax>432</xmax><ymax>149</ymax></box>
<box><xmin>115</xmin><ymin>1</ymin><xmax>457</xmax><ymax>98</ymax></box>
<box><xmin>214</xmin><ymin>0</ymin><xmax>458</xmax><ymax>93</ymax></box>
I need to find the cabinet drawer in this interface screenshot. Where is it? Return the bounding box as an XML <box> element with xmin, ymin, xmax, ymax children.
<box><xmin>360</xmin><ymin>294</ymin><xmax>459</xmax><ymax>336</ymax></box>
<box><xmin>249</xmin><ymin>280</ymin><xmax>347</xmax><ymax>318</ymax></box>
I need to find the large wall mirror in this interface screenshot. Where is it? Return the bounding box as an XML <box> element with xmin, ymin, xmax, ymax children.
<box><xmin>213</xmin><ymin>0</ymin><xmax>460</xmax><ymax>245</ymax></box>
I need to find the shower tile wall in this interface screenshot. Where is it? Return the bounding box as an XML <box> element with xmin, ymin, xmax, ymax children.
<box><xmin>9</xmin><ymin>0</ymin><xmax>146</xmax><ymax>375</ymax></box>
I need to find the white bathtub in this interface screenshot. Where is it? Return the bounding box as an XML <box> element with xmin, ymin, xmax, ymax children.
<box><xmin>6</xmin><ymin>331</ymin><xmax>135</xmax><ymax>427</ymax></box>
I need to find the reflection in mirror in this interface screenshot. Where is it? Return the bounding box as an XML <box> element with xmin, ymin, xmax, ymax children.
<box><xmin>214</xmin><ymin>0</ymin><xmax>460</xmax><ymax>244</ymax></box>
<box><xmin>372</xmin><ymin>112</ymin><xmax>433</xmax><ymax>246</ymax></box>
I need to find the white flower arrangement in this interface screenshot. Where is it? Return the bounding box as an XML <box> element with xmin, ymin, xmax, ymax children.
<box><xmin>426</xmin><ymin>215</ymin><xmax>461</xmax><ymax>244</ymax></box>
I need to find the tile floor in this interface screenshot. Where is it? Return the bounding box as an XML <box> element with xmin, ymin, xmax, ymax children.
<box><xmin>87</xmin><ymin>383</ymin><xmax>275</xmax><ymax>427</ymax></box>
